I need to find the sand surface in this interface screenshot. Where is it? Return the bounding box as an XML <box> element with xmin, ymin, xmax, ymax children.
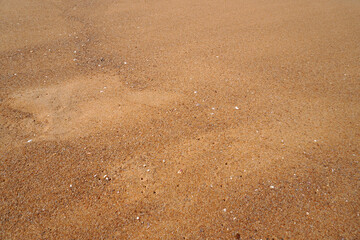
<box><xmin>1</xmin><ymin>0</ymin><xmax>359</xmax><ymax>239</ymax></box>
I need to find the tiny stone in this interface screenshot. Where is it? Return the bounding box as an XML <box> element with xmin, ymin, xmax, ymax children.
<box><xmin>270</xmin><ymin>185</ymin><xmax>275</xmax><ymax>189</ymax></box>
<box><xmin>235</xmin><ymin>106</ymin><xmax>239</xmax><ymax>110</ymax></box>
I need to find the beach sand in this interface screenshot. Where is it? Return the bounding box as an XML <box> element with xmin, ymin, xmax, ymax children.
<box><xmin>1</xmin><ymin>0</ymin><xmax>359</xmax><ymax>239</ymax></box>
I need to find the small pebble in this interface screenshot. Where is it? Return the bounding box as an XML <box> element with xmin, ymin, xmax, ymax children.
<box><xmin>270</xmin><ymin>185</ymin><xmax>275</xmax><ymax>189</ymax></box>
<box><xmin>27</xmin><ymin>139</ymin><xmax>33</xmax><ymax>143</ymax></box>
<box><xmin>235</xmin><ymin>106</ymin><xmax>239</xmax><ymax>110</ymax></box>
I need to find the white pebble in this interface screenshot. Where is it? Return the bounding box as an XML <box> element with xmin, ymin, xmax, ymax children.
<box><xmin>235</xmin><ymin>106</ymin><xmax>239</xmax><ymax>110</ymax></box>
<box><xmin>124</xmin><ymin>62</ymin><xmax>127</xmax><ymax>64</ymax></box>
<box><xmin>27</xmin><ymin>139</ymin><xmax>33</xmax><ymax>143</ymax></box>
<box><xmin>270</xmin><ymin>185</ymin><xmax>275</xmax><ymax>189</ymax></box>
<box><xmin>223</xmin><ymin>208</ymin><xmax>227</xmax><ymax>212</ymax></box>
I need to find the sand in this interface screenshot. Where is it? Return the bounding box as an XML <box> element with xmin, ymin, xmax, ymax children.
<box><xmin>1</xmin><ymin>0</ymin><xmax>359</xmax><ymax>239</ymax></box>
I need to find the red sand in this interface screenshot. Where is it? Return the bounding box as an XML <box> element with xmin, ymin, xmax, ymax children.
<box><xmin>1</xmin><ymin>0</ymin><xmax>359</xmax><ymax>239</ymax></box>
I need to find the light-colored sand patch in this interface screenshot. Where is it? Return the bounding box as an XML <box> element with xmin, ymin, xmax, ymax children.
<box><xmin>4</xmin><ymin>75</ymin><xmax>177</xmax><ymax>141</ymax></box>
